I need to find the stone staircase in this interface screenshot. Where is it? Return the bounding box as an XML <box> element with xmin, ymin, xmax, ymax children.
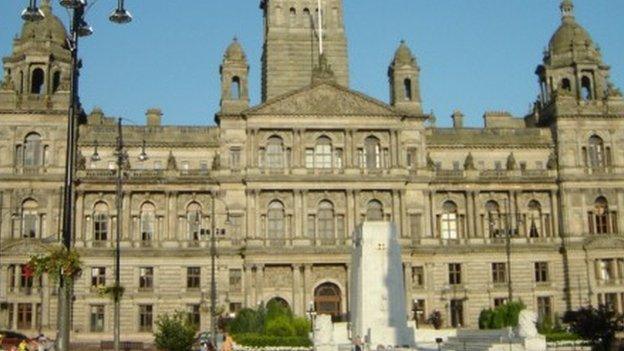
<box><xmin>441</xmin><ymin>329</ymin><xmax>525</xmax><ymax>351</ymax></box>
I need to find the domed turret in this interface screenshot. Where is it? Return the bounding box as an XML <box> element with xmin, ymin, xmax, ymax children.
<box><xmin>20</xmin><ymin>0</ymin><xmax>68</xmax><ymax>48</ymax></box>
<box><xmin>220</xmin><ymin>38</ymin><xmax>249</xmax><ymax>114</ymax></box>
<box><xmin>388</xmin><ymin>41</ymin><xmax>422</xmax><ymax>115</ymax></box>
<box><xmin>535</xmin><ymin>0</ymin><xmax>618</xmax><ymax>108</ymax></box>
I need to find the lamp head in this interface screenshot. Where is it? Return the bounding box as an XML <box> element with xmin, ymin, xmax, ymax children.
<box><xmin>59</xmin><ymin>0</ymin><xmax>86</xmax><ymax>9</ymax></box>
<box><xmin>76</xmin><ymin>18</ymin><xmax>93</xmax><ymax>37</ymax></box>
<box><xmin>21</xmin><ymin>3</ymin><xmax>45</xmax><ymax>22</ymax></box>
<box><xmin>138</xmin><ymin>140</ymin><xmax>149</xmax><ymax>161</ymax></box>
<box><xmin>109</xmin><ymin>7</ymin><xmax>133</xmax><ymax>24</ymax></box>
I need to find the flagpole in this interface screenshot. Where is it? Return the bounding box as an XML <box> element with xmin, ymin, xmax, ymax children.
<box><xmin>317</xmin><ymin>0</ymin><xmax>323</xmax><ymax>55</ymax></box>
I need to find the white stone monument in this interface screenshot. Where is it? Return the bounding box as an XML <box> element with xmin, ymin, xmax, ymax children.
<box><xmin>350</xmin><ymin>222</ymin><xmax>415</xmax><ymax>348</ymax></box>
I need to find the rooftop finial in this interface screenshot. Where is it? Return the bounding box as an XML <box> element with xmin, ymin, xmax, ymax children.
<box><xmin>560</xmin><ymin>0</ymin><xmax>574</xmax><ymax>21</ymax></box>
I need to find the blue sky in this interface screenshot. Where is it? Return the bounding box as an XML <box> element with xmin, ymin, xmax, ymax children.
<box><xmin>0</xmin><ymin>1</ymin><xmax>622</xmax><ymax>127</ymax></box>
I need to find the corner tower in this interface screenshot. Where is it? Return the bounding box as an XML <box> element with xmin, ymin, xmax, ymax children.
<box><xmin>0</xmin><ymin>0</ymin><xmax>71</xmax><ymax>112</ymax></box>
<box><xmin>260</xmin><ymin>0</ymin><xmax>349</xmax><ymax>101</ymax></box>
<box><xmin>220</xmin><ymin>38</ymin><xmax>250</xmax><ymax>114</ymax></box>
<box><xmin>388</xmin><ymin>41</ymin><xmax>422</xmax><ymax>115</ymax></box>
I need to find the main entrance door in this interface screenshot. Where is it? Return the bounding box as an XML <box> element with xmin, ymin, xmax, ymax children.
<box><xmin>314</xmin><ymin>283</ymin><xmax>341</xmax><ymax>319</ymax></box>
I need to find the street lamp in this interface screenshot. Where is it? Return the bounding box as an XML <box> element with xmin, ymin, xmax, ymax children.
<box><xmin>200</xmin><ymin>193</ymin><xmax>229</xmax><ymax>349</ymax></box>
<box><xmin>307</xmin><ymin>302</ymin><xmax>317</xmax><ymax>341</ymax></box>
<box><xmin>91</xmin><ymin>118</ymin><xmax>148</xmax><ymax>351</ymax></box>
<box><xmin>21</xmin><ymin>1</ymin><xmax>134</xmax><ymax>350</ymax></box>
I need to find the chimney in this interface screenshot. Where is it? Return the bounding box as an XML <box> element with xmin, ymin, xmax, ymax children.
<box><xmin>452</xmin><ymin>110</ymin><xmax>464</xmax><ymax>128</ymax></box>
<box><xmin>146</xmin><ymin>108</ymin><xmax>162</xmax><ymax>126</ymax></box>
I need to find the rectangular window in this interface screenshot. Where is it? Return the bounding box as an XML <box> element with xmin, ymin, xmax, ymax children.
<box><xmin>492</xmin><ymin>263</ymin><xmax>507</xmax><ymax>284</ymax></box>
<box><xmin>139</xmin><ymin>267</ymin><xmax>154</xmax><ymax>291</ymax></box>
<box><xmin>450</xmin><ymin>299</ymin><xmax>464</xmax><ymax>328</ymax></box>
<box><xmin>8</xmin><ymin>303</ymin><xmax>14</xmax><ymax>329</ymax></box>
<box><xmin>91</xmin><ymin>267</ymin><xmax>106</xmax><ymax>288</ymax></box>
<box><xmin>20</xmin><ymin>265</ymin><xmax>34</xmax><ymax>293</ymax></box>
<box><xmin>23</xmin><ymin>213</ymin><xmax>38</xmax><ymax>238</ymax></box>
<box><xmin>448</xmin><ymin>263</ymin><xmax>462</xmax><ymax>285</ymax></box>
<box><xmin>229</xmin><ymin>269</ymin><xmax>242</xmax><ymax>293</ymax></box>
<box><xmin>598</xmin><ymin>293</ymin><xmax>618</xmax><ymax>312</ymax></box>
<box><xmin>597</xmin><ymin>259</ymin><xmax>615</xmax><ymax>282</ymax></box>
<box><xmin>94</xmin><ymin>214</ymin><xmax>108</xmax><ymax>241</ymax></box>
<box><xmin>229</xmin><ymin>215</ymin><xmax>243</xmax><ymax>241</ymax></box>
<box><xmin>305</xmin><ymin>149</ymin><xmax>314</xmax><ymax>168</ymax></box>
<box><xmin>229</xmin><ymin>303</ymin><xmax>243</xmax><ymax>315</ymax></box>
<box><xmin>534</xmin><ymin>262</ymin><xmax>549</xmax><ymax>283</ymax></box>
<box><xmin>334</xmin><ymin>149</ymin><xmax>343</xmax><ymax>169</ymax></box>
<box><xmin>413</xmin><ymin>266</ymin><xmax>424</xmax><ymax>288</ymax></box>
<box><xmin>187</xmin><ymin>267</ymin><xmax>201</xmax><ymax>289</ymax></box>
<box><xmin>307</xmin><ymin>215</ymin><xmax>316</xmax><ymax>238</ymax></box>
<box><xmin>90</xmin><ymin>305</ymin><xmax>105</xmax><ymax>332</ymax></box>
<box><xmin>17</xmin><ymin>303</ymin><xmax>32</xmax><ymax>330</ymax></box>
<box><xmin>187</xmin><ymin>304</ymin><xmax>201</xmax><ymax>327</ymax></box>
<box><xmin>537</xmin><ymin>296</ymin><xmax>552</xmax><ymax>322</ymax></box>
<box><xmin>406</xmin><ymin>148</ymin><xmax>417</xmax><ymax>169</ymax></box>
<box><xmin>409</xmin><ymin>214</ymin><xmax>421</xmax><ymax>239</ymax></box>
<box><xmin>139</xmin><ymin>305</ymin><xmax>153</xmax><ymax>332</ymax></box>
<box><xmin>230</xmin><ymin>148</ymin><xmax>241</xmax><ymax>169</ymax></box>
<box><xmin>357</xmin><ymin>149</ymin><xmax>364</xmax><ymax>168</ymax></box>
<box><xmin>494</xmin><ymin>298</ymin><xmax>508</xmax><ymax>307</ymax></box>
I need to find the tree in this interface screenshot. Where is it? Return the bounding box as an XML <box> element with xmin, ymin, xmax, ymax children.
<box><xmin>154</xmin><ymin>310</ymin><xmax>198</xmax><ymax>351</ymax></box>
<box><xmin>563</xmin><ymin>305</ymin><xmax>624</xmax><ymax>351</ymax></box>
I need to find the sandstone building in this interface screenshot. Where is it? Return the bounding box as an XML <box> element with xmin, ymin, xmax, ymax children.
<box><xmin>0</xmin><ymin>0</ymin><xmax>623</xmax><ymax>342</ymax></box>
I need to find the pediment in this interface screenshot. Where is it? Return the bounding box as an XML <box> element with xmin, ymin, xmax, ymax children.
<box><xmin>583</xmin><ymin>236</ymin><xmax>624</xmax><ymax>250</ymax></box>
<box><xmin>245</xmin><ymin>82</ymin><xmax>398</xmax><ymax>116</ymax></box>
<box><xmin>0</xmin><ymin>239</ymin><xmax>54</xmax><ymax>256</ymax></box>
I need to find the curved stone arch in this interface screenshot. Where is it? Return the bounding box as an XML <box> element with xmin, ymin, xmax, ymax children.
<box><xmin>312</xmin><ymin>280</ymin><xmax>346</xmax><ymax>316</ymax></box>
<box><xmin>583</xmin><ymin>130</ymin><xmax>611</xmax><ymax>143</ymax></box>
<box><xmin>436</xmin><ymin>195</ymin><xmax>466</xmax><ymax>214</ymax></box>
<box><xmin>266</xmin><ymin>295</ymin><xmax>292</xmax><ymax>311</ymax></box>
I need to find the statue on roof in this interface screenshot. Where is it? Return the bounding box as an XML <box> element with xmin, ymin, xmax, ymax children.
<box><xmin>464</xmin><ymin>153</ymin><xmax>476</xmax><ymax>171</ymax></box>
<box><xmin>506</xmin><ymin>153</ymin><xmax>517</xmax><ymax>171</ymax></box>
<box><xmin>167</xmin><ymin>151</ymin><xmax>177</xmax><ymax>171</ymax></box>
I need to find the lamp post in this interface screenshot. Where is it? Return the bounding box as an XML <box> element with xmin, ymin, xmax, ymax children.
<box><xmin>91</xmin><ymin>119</ymin><xmax>148</xmax><ymax>351</ymax></box>
<box><xmin>205</xmin><ymin>193</ymin><xmax>229</xmax><ymax>349</ymax></box>
<box><xmin>307</xmin><ymin>302</ymin><xmax>317</xmax><ymax>342</ymax></box>
<box><xmin>21</xmin><ymin>1</ymin><xmax>132</xmax><ymax>350</ymax></box>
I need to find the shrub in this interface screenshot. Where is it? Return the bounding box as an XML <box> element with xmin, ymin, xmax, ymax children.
<box><xmin>543</xmin><ymin>332</ymin><xmax>581</xmax><ymax>343</ymax></box>
<box><xmin>229</xmin><ymin>308</ymin><xmax>264</xmax><ymax>334</ymax></box>
<box><xmin>154</xmin><ymin>310</ymin><xmax>198</xmax><ymax>351</ymax></box>
<box><xmin>266</xmin><ymin>300</ymin><xmax>292</xmax><ymax>321</ymax></box>
<box><xmin>292</xmin><ymin>317</ymin><xmax>310</xmax><ymax>337</ymax></box>
<box><xmin>233</xmin><ymin>333</ymin><xmax>312</xmax><ymax>347</ymax></box>
<box><xmin>478</xmin><ymin>301</ymin><xmax>526</xmax><ymax>329</ymax></box>
<box><xmin>265</xmin><ymin>316</ymin><xmax>295</xmax><ymax>337</ymax></box>
<box><xmin>427</xmin><ymin>310</ymin><xmax>443</xmax><ymax>330</ymax></box>
<box><xmin>563</xmin><ymin>305</ymin><xmax>624</xmax><ymax>350</ymax></box>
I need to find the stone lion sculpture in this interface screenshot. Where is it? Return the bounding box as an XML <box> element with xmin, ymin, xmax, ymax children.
<box><xmin>516</xmin><ymin>309</ymin><xmax>539</xmax><ymax>338</ymax></box>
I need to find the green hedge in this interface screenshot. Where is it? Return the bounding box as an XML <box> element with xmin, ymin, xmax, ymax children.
<box><xmin>478</xmin><ymin>301</ymin><xmax>526</xmax><ymax>329</ymax></box>
<box><xmin>233</xmin><ymin>333</ymin><xmax>312</xmax><ymax>347</ymax></box>
<box><xmin>544</xmin><ymin>332</ymin><xmax>581</xmax><ymax>342</ymax></box>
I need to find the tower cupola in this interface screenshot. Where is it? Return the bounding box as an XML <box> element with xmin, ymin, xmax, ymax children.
<box><xmin>220</xmin><ymin>38</ymin><xmax>250</xmax><ymax>114</ymax></box>
<box><xmin>388</xmin><ymin>41</ymin><xmax>422</xmax><ymax>115</ymax></box>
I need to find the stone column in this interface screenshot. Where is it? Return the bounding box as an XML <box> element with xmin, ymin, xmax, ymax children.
<box><xmin>388</xmin><ymin>131</ymin><xmax>395</xmax><ymax>168</ymax></box>
<box><xmin>256</xmin><ymin>264</ymin><xmax>265</xmax><ymax>305</ymax></box>
<box><xmin>0</xmin><ymin>266</ymin><xmax>7</xmax><ymax>299</ymax></box>
<box><xmin>75</xmin><ymin>191</ymin><xmax>84</xmax><ymax>242</ymax></box>
<box><xmin>472</xmin><ymin>191</ymin><xmax>480</xmax><ymax>237</ymax></box>
<box><xmin>301</xmin><ymin>191</ymin><xmax>308</xmax><ymax>238</ymax></box>
<box><xmin>354</xmin><ymin>191</ymin><xmax>360</xmax><ymax>227</ymax></box>
<box><xmin>346</xmin><ymin>190</ymin><xmax>355</xmax><ymax>238</ymax></box>
<box><xmin>403</xmin><ymin>262</ymin><xmax>413</xmax><ymax>316</ymax></box>
<box><xmin>254</xmin><ymin>191</ymin><xmax>260</xmax><ymax>239</ymax></box>
<box><xmin>392</xmin><ymin>190</ymin><xmax>401</xmax><ymax>235</ymax></box>
<box><xmin>294</xmin><ymin>190</ymin><xmax>302</xmax><ymax>238</ymax></box>
<box><xmin>550</xmin><ymin>190</ymin><xmax>559</xmax><ymax>238</ymax></box>
<box><xmin>122</xmin><ymin>192</ymin><xmax>131</xmax><ymax>240</ymax></box>
<box><xmin>429</xmin><ymin>190</ymin><xmax>436</xmax><ymax>238</ymax></box>
<box><xmin>345</xmin><ymin>263</ymin><xmax>351</xmax><ymax>313</ymax></box>
<box><xmin>244</xmin><ymin>264</ymin><xmax>253</xmax><ymax>308</ymax></box>
<box><xmin>399</xmin><ymin>190</ymin><xmax>407</xmax><ymax>239</ymax></box>
<box><xmin>292</xmin><ymin>264</ymin><xmax>302</xmax><ymax>315</ymax></box>
<box><xmin>42</xmin><ymin>274</ymin><xmax>50</xmax><ymax>328</ymax></box>
<box><xmin>465</xmin><ymin>191</ymin><xmax>473</xmax><ymax>238</ymax></box>
<box><xmin>345</xmin><ymin>130</ymin><xmax>353</xmax><ymax>168</ymax></box>
<box><xmin>303</xmin><ymin>264</ymin><xmax>312</xmax><ymax>309</ymax></box>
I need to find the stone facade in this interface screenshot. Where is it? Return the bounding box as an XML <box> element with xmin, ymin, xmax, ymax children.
<box><xmin>0</xmin><ymin>0</ymin><xmax>623</xmax><ymax>343</ymax></box>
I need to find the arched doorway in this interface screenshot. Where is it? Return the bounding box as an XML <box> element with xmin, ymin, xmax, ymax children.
<box><xmin>267</xmin><ymin>297</ymin><xmax>290</xmax><ymax>310</ymax></box>
<box><xmin>314</xmin><ymin>283</ymin><xmax>342</xmax><ymax>320</ymax></box>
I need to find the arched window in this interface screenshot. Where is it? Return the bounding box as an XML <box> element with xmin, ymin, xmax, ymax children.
<box><xmin>274</xmin><ymin>6</ymin><xmax>283</xmax><ymax>26</ymax></box>
<box><xmin>366</xmin><ymin>200</ymin><xmax>383</xmax><ymax>221</ymax></box>
<box><xmin>318</xmin><ymin>201</ymin><xmax>335</xmax><ymax>240</ymax></box>
<box><xmin>52</xmin><ymin>71</ymin><xmax>61</xmax><ymax>93</ymax></box>
<box><xmin>187</xmin><ymin>202</ymin><xmax>202</xmax><ymax>242</ymax></box>
<box><xmin>314</xmin><ymin>283</ymin><xmax>341</xmax><ymax>319</ymax></box>
<box><xmin>364</xmin><ymin>136</ymin><xmax>381</xmax><ymax>169</ymax></box>
<box><xmin>561</xmin><ymin>78</ymin><xmax>571</xmax><ymax>92</ymax></box>
<box><xmin>403</xmin><ymin>78</ymin><xmax>412</xmax><ymax>100</ymax></box>
<box><xmin>527</xmin><ymin>200</ymin><xmax>542</xmax><ymax>238</ymax></box>
<box><xmin>441</xmin><ymin>201</ymin><xmax>458</xmax><ymax>239</ymax></box>
<box><xmin>315</xmin><ymin>137</ymin><xmax>332</xmax><ymax>169</ymax></box>
<box><xmin>266</xmin><ymin>136</ymin><xmax>284</xmax><ymax>169</ymax></box>
<box><xmin>231</xmin><ymin>76</ymin><xmax>241</xmax><ymax>99</ymax></box>
<box><xmin>19</xmin><ymin>71</ymin><xmax>24</xmax><ymax>94</ymax></box>
<box><xmin>23</xmin><ymin>133</ymin><xmax>42</xmax><ymax>167</ymax></box>
<box><xmin>486</xmin><ymin>201</ymin><xmax>502</xmax><ymax>237</ymax></box>
<box><xmin>140</xmin><ymin>202</ymin><xmax>156</xmax><ymax>242</ymax></box>
<box><xmin>22</xmin><ymin>199</ymin><xmax>39</xmax><ymax>238</ymax></box>
<box><xmin>587</xmin><ymin>135</ymin><xmax>606</xmax><ymax>170</ymax></box>
<box><xmin>581</xmin><ymin>76</ymin><xmax>592</xmax><ymax>100</ymax></box>
<box><xmin>30</xmin><ymin>68</ymin><xmax>45</xmax><ymax>95</ymax></box>
<box><xmin>303</xmin><ymin>8</ymin><xmax>311</xmax><ymax>28</ymax></box>
<box><xmin>590</xmin><ymin>197</ymin><xmax>615</xmax><ymax>235</ymax></box>
<box><xmin>289</xmin><ymin>7</ymin><xmax>297</xmax><ymax>26</ymax></box>
<box><xmin>267</xmin><ymin>201</ymin><xmax>285</xmax><ymax>239</ymax></box>
<box><xmin>267</xmin><ymin>297</ymin><xmax>290</xmax><ymax>311</ymax></box>
<box><xmin>93</xmin><ymin>202</ymin><xmax>109</xmax><ymax>242</ymax></box>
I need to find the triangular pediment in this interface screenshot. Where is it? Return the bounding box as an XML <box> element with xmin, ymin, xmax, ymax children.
<box><xmin>245</xmin><ymin>82</ymin><xmax>399</xmax><ymax>116</ymax></box>
<box><xmin>0</xmin><ymin>239</ymin><xmax>55</xmax><ymax>256</ymax></box>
